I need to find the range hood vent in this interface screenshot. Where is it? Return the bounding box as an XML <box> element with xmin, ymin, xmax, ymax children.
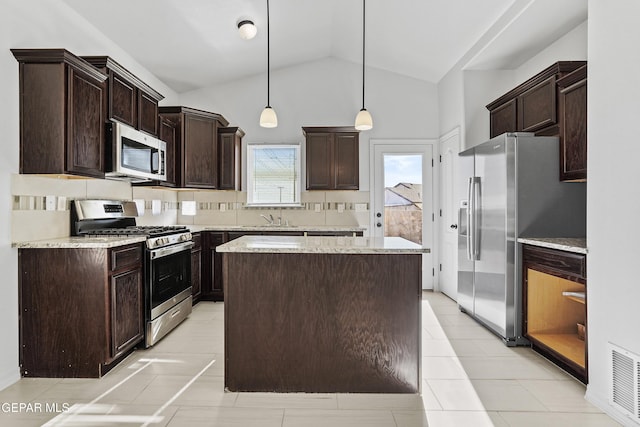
<box><xmin>609</xmin><ymin>342</ymin><xmax>640</xmax><ymax>423</ymax></box>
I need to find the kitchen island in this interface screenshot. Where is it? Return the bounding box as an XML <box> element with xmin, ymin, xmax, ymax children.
<box><xmin>217</xmin><ymin>235</ymin><xmax>428</xmax><ymax>393</ymax></box>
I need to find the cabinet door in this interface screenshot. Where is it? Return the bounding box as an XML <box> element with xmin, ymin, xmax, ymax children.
<box><xmin>191</xmin><ymin>249</ymin><xmax>202</xmax><ymax>301</ymax></box>
<box><xmin>489</xmin><ymin>99</ymin><xmax>517</xmax><ymax>138</ymax></box>
<box><xmin>518</xmin><ymin>76</ymin><xmax>557</xmax><ymax>133</ymax></box>
<box><xmin>209</xmin><ymin>232</ymin><xmax>226</xmax><ymax>300</ymax></box>
<box><xmin>67</xmin><ymin>68</ymin><xmax>105</xmax><ymax>177</ymax></box>
<box><xmin>559</xmin><ymin>78</ymin><xmax>587</xmax><ymax>181</ymax></box>
<box><xmin>306</xmin><ymin>133</ymin><xmax>333</xmax><ymax>189</ymax></box>
<box><xmin>334</xmin><ymin>133</ymin><xmax>359</xmax><ymax>189</ymax></box>
<box><xmin>110</xmin><ymin>268</ymin><xmax>143</xmax><ymax>358</ymax></box>
<box><xmin>139</xmin><ymin>91</ymin><xmax>159</xmax><ymax>136</ymax></box>
<box><xmin>159</xmin><ymin>117</ymin><xmax>177</xmax><ymax>187</ymax></box>
<box><xmin>218</xmin><ymin>132</ymin><xmax>239</xmax><ymax>190</ymax></box>
<box><xmin>110</xmin><ymin>74</ymin><xmax>137</xmax><ymax>128</ymax></box>
<box><xmin>184</xmin><ymin>114</ymin><xmax>218</xmax><ymax>188</ymax></box>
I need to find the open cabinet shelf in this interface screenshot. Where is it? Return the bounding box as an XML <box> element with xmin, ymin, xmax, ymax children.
<box><xmin>528</xmin><ymin>332</ymin><xmax>585</xmax><ymax>368</ymax></box>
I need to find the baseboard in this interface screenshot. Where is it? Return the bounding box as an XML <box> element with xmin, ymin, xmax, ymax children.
<box><xmin>585</xmin><ymin>387</ymin><xmax>639</xmax><ymax>427</ymax></box>
<box><xmin>0</xmin><ymin>366</ymin><xmax>20</xmax><ymax>392</ymax></box>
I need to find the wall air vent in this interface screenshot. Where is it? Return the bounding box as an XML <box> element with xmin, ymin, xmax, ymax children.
<box><xmin>609</xmin><ymin>342</ymin><xmax>640</xmax><ymax>423</ymax></box>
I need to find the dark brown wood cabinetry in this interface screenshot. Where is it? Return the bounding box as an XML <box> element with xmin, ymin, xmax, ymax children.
<box><xmin>159</xmin><ymin>116</ymin><xmax>178</xmax><ymax>187</ymax></box>
<box><xmin>191</xmin><ymin>232</ymin><xmax>202</xmax><ymax>303</ymax></box>
<box><xmin>19</xmin><ymin>243</ymin><xmax>144</xmax><ymax>378</ymax></box>
<box><xmin>487</xmin><ymin>61</ymin><xmax>585</xmax><ymax>139</ymax></box>
<box><xmin>486</xmin><ymin>61</ymin><xmax>587</xmax><ymax>182</ymax></box>
<box><xmin>159</xmin><ymin>107</ymin><xmax>230</xmax><ymax>189</ymax></box>
<box><xmin>303</xmin><ymin>127</ymin><xmax>359</xmax><ymax>190</ymax></box>
<box><xmin>558</xmin><ymin>65</ymin><xmax>587</xmax><ymax>182</ymax></box>
<box><xmin>12</xmin><ymin>49</ymin><xmax>108</xmax><ymax>178</ymax></box>
<box><xmin>201</xmin><ymin>231</ymin><xmax>226</xmax><ymax>301</ymax></box>
<box><xmin>522</xmin><ymin>244</ymin><xmax>587</xmax><ymax>383</ymax></box>
<box><xmin>218</xmin><ymin>127</ymin><xmax>244</xmax><ymax>190</ymax></box>
<box><xmin>82</xmin><ymin>56</ymin><xmax>164</xmax><ymax>137</ymax></box>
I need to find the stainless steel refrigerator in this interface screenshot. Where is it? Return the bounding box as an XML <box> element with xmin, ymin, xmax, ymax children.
<box><xmin>457</xmin><ymin>132</ymin><xmax>586</xmax><ymax>345</ymax></box>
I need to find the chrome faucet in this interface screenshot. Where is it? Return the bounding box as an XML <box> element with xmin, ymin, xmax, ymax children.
<box><xmin>260</xmin><ymin>214</ymin><xmax>274</xmax><ymax>224</ymax></box>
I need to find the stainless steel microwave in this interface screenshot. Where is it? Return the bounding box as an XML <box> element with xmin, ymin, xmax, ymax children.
<box><xmin>106</xmin><ymin>121</ymin><xmax>167</xmax><ymax>182</ymax></box>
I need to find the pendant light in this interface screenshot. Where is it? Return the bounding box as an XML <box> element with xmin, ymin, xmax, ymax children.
<box><xmin>355</xmin><ymin>0</ymin><xmax>373</xmax><ymax>131</ymax></box>
<box><xmin>260</xmin><ymin>0</ymin><xmax>278</xmax><ymax>128</ymax></box>
<box><xmin>237</xmin><ymin>20</ymin><xmax>257</xmax><ymax>40</ymax></box>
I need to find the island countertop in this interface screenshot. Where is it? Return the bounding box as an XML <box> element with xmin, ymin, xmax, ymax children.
<box><xmin>12</xmin><ymin>235</ymin><xmax>147</xmax><ymax>249</ymax></box>
<box><xmin>216</xmin><ymin>235</ymin><xmax>429</xmax><ymax>254</ymax></box>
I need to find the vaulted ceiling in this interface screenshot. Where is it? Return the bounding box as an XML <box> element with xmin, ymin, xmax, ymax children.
<box><xmin>61</xmin><ymin>0</ymin><xmax>587</xmax><ymax>94</ymax></box>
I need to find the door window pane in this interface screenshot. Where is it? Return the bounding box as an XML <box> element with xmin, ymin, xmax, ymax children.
<box><xmin>384</xmin><ymin>155</ymin><xmax>423</xmax><ymax>244</ymax></box>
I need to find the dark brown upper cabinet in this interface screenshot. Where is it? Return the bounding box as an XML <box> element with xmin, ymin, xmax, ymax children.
<box><xmin>487</xmin><ymin>61</ymin><xmax>586</xmax><ymax>138</ymax></box>
<box><xmin>303</xmin><ymin>126</ymin><xmax>359</xmax><ymax>190</ymax></box>
<box><xmin>12</xmin><ymin>49</ymin><xmax>108</xmax><ymax>178</ymax></box>
<box><xmin>557</xmin><ymin>65</ymin><xmax>587</xmax><ymax>182</ymax></box>
<box><xmin>158</xmin><ymin>116</ymin><xmax>178</xmax><ymax>187</ymax></box>
<box><xmin>82</xmin><ymin>56</ymin><xmax>164</xmax><ymax>137</ymax></box>
<box><xmin>218</xmin><ymin>127</ymin><xmax>244</xmax><ymax>190</ymax></box>
<box><xmin>159</xmin><ymin>106</ymin><xmax>229</xmax><ymax>189</ymax></box>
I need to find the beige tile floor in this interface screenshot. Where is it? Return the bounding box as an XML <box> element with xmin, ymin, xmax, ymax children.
<box><xmin>0</xmin><ymin>291</ymin><xmax>620</xmax><ymax>426</ymax></box>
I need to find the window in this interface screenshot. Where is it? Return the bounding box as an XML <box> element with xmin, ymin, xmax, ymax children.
<box><xmin>247</xmin><ymin>144</ymin><xmax>301</xmax><ymax>206</ymax></box>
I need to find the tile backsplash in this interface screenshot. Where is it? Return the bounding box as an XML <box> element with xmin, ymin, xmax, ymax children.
<box><xmin>11</xmin><ymin>174</ymin><xmax>370</xmax><ymax>242</ymax></box>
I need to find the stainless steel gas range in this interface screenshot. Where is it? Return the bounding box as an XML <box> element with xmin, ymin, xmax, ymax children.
<box><xmin>71</xmin><ymin>199</ymin><xmax>193</xmax><ymax>347</ymax></box>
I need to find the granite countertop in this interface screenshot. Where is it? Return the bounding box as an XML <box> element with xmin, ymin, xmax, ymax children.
<box><xmin>216</xmin><ymin>235</ymin><xmax>429</xmax><ymax>254</ymax></box>
<box><xmin>185</xmin><ymin>225</ymin><xmax>367</xmax><ymax>233</ymax></box>
<box><xmin>13</xmin><ymin>235</ymin><xmax>147</xmax><ymax>249</ymax></box>
<box><xmin>517</xmin><ymin>237</ymin><xmax>587</xmax><ymax>254</ymax></box>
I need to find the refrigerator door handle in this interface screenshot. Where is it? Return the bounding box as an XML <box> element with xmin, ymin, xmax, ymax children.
<box><xmin>468</xmin><ymin>177</ymin><xmax>480</xmax><ymax>261</ymax></box>
<box><xmin>466</xmin><ymin>177</ymin><xmax>473</xmax><ymax>260</ymax></box>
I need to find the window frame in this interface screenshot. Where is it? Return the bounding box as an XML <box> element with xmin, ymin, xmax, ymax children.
<box><xmin>246</xmin><ymin>143</ymin><xmax>303</xmax><ymax>207</ymax></box>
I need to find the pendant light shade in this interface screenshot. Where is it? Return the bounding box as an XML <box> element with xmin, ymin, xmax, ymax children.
<box><xmin>260</xmin><ymin>0</ymin><xmax>277</xmax><ymax>128</ymax></box>
<box><xmin>354</xmin><ymin>0</ymin><xmax>373</xmax><ymax>131</ymax></box>
<box><xmin>260</xmin><ymin>106</ymin><xmax>278</xmax><ymax>128</ymax></box>
<box><xmin>355</xmin><ymin>108</ymin><xmax>373</xmax><ymax>131</ymax></box>
<box><xmin>237</xmin><ymin>20</ymin><xmax>257</xmax><ymax>40</ymax></box>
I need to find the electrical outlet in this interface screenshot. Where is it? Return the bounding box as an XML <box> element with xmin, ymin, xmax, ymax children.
<box><xmin>314</xmin><ymin>203</ymin><xmax>322</xmax><ymax>213</ymax></box>
<box><xmin>337</xmin><ymin>203</ymin><xmax>345</xmax><ymax>213</ymax></box>
<box><xmin>355</xmin><ymin>203</ymin><xmax>367</xmax><ymax>212</ymax></box>
<box><xmin>219</xmin><ymin>203</ymin><xmax>226</xmax><ymax>212</ymax></box>
<box><xmin>45</xmin><ymin>195</ymin><xmax>56</xmax><ymax>211</ymax></box>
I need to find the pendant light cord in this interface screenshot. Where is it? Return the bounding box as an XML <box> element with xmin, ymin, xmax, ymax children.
<box><xmin>266</xmin><ymin>0</ymin><xmax>271</xmax><ymax>108</ymax></box>
<box><xmin>361</xmin><ymin>0</ymin><xmax>366</xmax><ymax>110</ymax></box>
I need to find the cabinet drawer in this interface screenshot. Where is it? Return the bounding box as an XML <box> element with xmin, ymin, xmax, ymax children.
<box><xmin>522</xmin><ymin>245</ymin><xmax>586</xmax><ymax>280</ymax></box>
<box><xmin>110</xmin><ymin>244</ymin><xmax>143</xmax><ymax>272</ymax></box>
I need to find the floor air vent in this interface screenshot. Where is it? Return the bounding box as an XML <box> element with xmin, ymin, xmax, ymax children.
<box><xmin>609</xmin><ymin>343</ymin><xmax>640</xmax><ymax>423</ymax></box>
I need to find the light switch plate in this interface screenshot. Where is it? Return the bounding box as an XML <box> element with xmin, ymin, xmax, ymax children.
<box><xmin>57</xmin><ymin>196</ymin><xmax>67</xmax><ymax>211</ymax></box>
<box><xmin>355</xmin><ymin>203</ymin><xmax>367</xmax><ymax>212</ymax></box>
<box><xmin>314</xmin><ymin>203</ymin><xmax>322</xmax><ymax>213</ymax></box>
<box><xmin>152</xmin><ymin>199</ymin><xmax>161</xmax><ymax>215</ymax></box>
<box><xmin>337</xmin><ymin>203</ymin><xmax>345</xmax><ymax>213</ymax></box>
<box><xmin>219</xmin><ymin>203</ymin><xmax>226</xmax><ymax>212</ymax></box>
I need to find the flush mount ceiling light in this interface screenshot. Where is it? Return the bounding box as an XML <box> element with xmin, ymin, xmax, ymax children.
<box><xmin>237</xmin><ymin>19</ymin><xmax>257</xmax><ymax>40</ymax></box>
<box><xmin>259</xmin><ymin>0</ymin><xmax>278</xmax><ymax>128</ymax></box>
<box><xmin>354</xmin><ymin>0</ymin><xmax>373</xmax><ymax>131</ymax></box>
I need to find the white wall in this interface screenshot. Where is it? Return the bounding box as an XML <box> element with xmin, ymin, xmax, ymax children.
<box><xmin>0</xmin><ymin>0</ymin><xmax>178</xmax><ymax>390</ymax></box>
<box><xmin>585</xmin><ymin>1</ymin><xmax>640</xmax><ymax>424</ymax></box>
<box><xmin>179</xmin><ymin>57</ymin><xmax>440</xmax><ymax>192</ymax></box>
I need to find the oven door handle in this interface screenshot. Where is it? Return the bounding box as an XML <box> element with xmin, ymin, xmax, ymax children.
<box><xmin>149</xmin><ymin>241</ymin><xmax>194</xmax><ymax>259</ymax></box>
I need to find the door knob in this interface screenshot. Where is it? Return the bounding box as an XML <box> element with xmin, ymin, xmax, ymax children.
<box><xmin>450</xmin><ymin>224</ymin><xmax>458</xmax><ymax>229</ymax></box>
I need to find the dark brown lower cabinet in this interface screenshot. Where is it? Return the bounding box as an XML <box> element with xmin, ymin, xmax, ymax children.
<box><xmin>201</xmin><ymin>232</ymin><xmax>226</xmax><ymax>301</ymax></box>
<box><xmin>523</xmin><ymin>244</ymin><xmax>587</xmax><ymax>383</ymax></box>
<box><xmin>191</xmin><ymin>232</ymin><xmax>202</xmax><ymax>303</ymax></box>
<box><xmin>19</xmin><ymin>243</ymin><xmax>144</xmax><ymax>378</ymax></box>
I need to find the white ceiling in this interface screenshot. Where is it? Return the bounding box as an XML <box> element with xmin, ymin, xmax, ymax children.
<box><xmin>61</xmin><ymin>0</ymin><xmax>586</xmax><ymax>94</ymax></box>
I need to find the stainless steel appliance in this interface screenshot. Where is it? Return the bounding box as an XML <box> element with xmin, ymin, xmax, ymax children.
<box><xmin>457</xmin><ymin>133</ymin><xmax>586</xmax><ymax>345</ymax></box>
<box><xmin>71</xmin><ymin>199</ymin><xmax>193</xmax><ymax>347</ymax></box>
<box><xmin>106</xmin><ymin>121</ymin><xmax>167</xmax><ymax>182</ymax></box>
